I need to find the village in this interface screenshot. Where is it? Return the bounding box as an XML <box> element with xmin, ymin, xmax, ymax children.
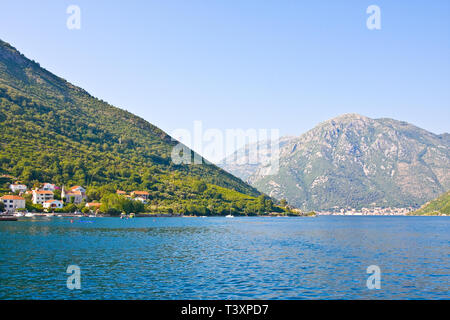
<box><xmin>317</xmin><ymin>206</ymin><xmax>416</xmax><ymax>216</ymax></box>
<box><xmin>0</xmin><ymin>182</ymin><xmax>151</xmax><ymax>217</ymax></box>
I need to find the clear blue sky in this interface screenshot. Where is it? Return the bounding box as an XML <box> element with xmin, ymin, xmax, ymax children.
<box><xmin>1</xmin><ymin>0</ymin><xmax>449</xmax><ymax>141</ymax></box>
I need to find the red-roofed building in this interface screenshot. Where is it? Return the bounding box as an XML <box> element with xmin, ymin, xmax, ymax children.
<box><xmin>131</xmin><ymin>191</ymin><xmax>150</xmax><ymax>200</ymax></box>
<box><xmin>43</xmin><ymin>199</ymin><xmax>63</xmax><ymax>209</ymax></box>
<box><xmin>86</xmin><ymin>202</ymin><xmax>102</xmax><ymax>208</ymax></box>
<box><xmin>70</xmin><ymin>186</ymin><xmax>86</xmax><ymax>194</ymax></box>
<box><xmin>32</xmin><ymin>189</ymin><xmax>54</xmax><ymax>205</ymax></box>
<box><xmin>1</xmin><ymin>195</ymin><xmax>26</xmax><ymax>213</ymax></box>
<box><xmin>62</xmin><ymin>186</ymin><xmax>86</xmax><ymax>204</ymax></box>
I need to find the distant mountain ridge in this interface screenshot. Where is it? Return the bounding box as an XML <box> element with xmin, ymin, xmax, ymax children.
<box><xmin>222</xmin><ymin>114</ymin><xmax>449</xmax><ymax>210</ymax></box>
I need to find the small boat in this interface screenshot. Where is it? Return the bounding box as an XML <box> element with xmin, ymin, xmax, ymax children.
<box><xmin>14</xmin><ymin>212</ymin><xmax>24</xmax><ymax>217</ymax></box>
<box><xmin>225</xmin><ymin>214</ymin><xmax>234</xmax><ymax>218</ymax></box>
<box><xmin>0</xmin><ymin>216</ymin><xmax>17</xmax><ymax>221</ymax></box>
<box><xmin>24</xmin><ymin>212</ymin><xmax>35</xmax><ymax>218</ymax></box>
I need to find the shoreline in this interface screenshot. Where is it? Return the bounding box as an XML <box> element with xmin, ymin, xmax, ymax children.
<box><xmin>3</xmin><ymin>213</ymin><xmax>447</xmax><ymax>219</ymax></box>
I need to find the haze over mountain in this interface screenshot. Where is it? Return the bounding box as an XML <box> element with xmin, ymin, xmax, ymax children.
<box><xmin>222</xmin><ymin>114</ymin><xmax>450</xmax><ymax>211</ymax></box>
<box><xmin>219</xmin><ymin>136</ymin><xmax>295</xmax><ymax>182</ymax></box>
<box><xmin>0</xmin><ymin>38</ymin><xmax>267</xmax><ymax>214</ymax></box>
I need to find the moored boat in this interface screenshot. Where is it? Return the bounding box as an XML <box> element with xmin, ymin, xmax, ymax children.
<box><xmin>0</xmin><ymin>216</ymin><xmax>17</xmax><ymax>221</ymax></box>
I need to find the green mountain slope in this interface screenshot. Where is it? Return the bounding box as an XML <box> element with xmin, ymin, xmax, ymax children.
<box><xmin>410</xmin><ymin>191</ymin><xmax>450</xmax><ymax>216</ymax></box>
<box><xmin>0</xmin><ymin>39</ymin><xmax>267</xmax><ymax>214</ymax></box>
<box><xmin>225</xmin><ymin>114</ymin><xmax>449</xmax><ymax>211</ymax></box>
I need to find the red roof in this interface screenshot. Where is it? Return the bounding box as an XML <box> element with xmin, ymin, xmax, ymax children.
<box><xmin>65</xmin><ymin>191</ymin><xmax>82</xmax><ymax>195</ymax></box>
<box><xmin>86</xmin><ymin>202</ymin><xmax>102</xmax><ymax>207</ymax></box>
<box><xmin>44</xmin><ymin>200</ymin><xmax>61</xmax><ymax>204</ymax></box>
<box><xmin>34</xmin><ymin>190</ymin><xmax>53</xmax><ymax>194</ymax></box>
<box><xmin>133</xmin><ymin>191</ymin><xmax>149</xmax><ymax>195</ymax></box>
<box><xmin>1</xmin><ymin>195</ymin><xmax>25</xmax><ymax>200</ymax></box>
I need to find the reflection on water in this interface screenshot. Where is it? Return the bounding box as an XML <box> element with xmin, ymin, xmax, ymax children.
<box><xmin>0</xmin><ymin>216</ymin><xmax>448</xmax><ymax>299</ymax></box>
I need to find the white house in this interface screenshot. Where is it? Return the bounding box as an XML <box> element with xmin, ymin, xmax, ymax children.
<box><xmin>62</xmin><ymin>186</ymin><xmax>86</xmax><ymax>204</ymax></box>
<box><xmin>134</xmin><ymin>197</ymin><xmax>148</xmax><ymax>204</ymax></box>
<box><xmin>69</xmin><ymin>186</ymin><xmax>86</xmax><ymax>195</ymax></box>
<box><xmin>1</xmin><ymin>195</ymin><xmax>26</xmax><ymax>213</ymax></box>
<box><xmin>10</xmin><ymin>184</ymin><xmax>27</xmax><ymax>193</ymax></box>
<box><xmin>42</xmin><ymin>183</ymin><xmax>57</xmax><ymax>191</ymax></box>
<box><xmin>43</xmin><ymin>199</ymin><xmax>64</xmax><ymax>209</ymax></box>
<box><xmin>32</xmin><ymin>190</ymin><xmax>54</xmax><ymax>205</ymax></box>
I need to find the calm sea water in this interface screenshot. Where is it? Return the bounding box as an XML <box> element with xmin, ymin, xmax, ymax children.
<box><xmin>0</xmin><ymin>216</ymin><xmax>448</xmax><ymax>300</ymax></box>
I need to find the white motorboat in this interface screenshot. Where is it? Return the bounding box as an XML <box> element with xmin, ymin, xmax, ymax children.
<box><xmin>225</xmin><ymin>214</ymin><xmax>234</xmax><ymax>218</ymax></box>
<box><xmin>24</xmin><ymin>212</ymin><xmax>35</xmax><ymax>218</ymax></box>
<box><xmin>14</xmin><ymin>212</ymin><xmax>24</xmax><ymax>217</ymax></box>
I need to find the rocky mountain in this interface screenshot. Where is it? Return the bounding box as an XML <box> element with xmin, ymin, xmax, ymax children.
<box><xmin>223</xmin><ymin>114</ymin><xmax>450</xmax><ymax>210</ymax></box>
<box><xmin>0</xmin><ymin>38</ymin><xmax>262</xmax><ymax>209</ymax></box>
<box><xmin>219</xmin><ymin>136</ymin><xmax>295</xmax><ymax>182</ymax></box>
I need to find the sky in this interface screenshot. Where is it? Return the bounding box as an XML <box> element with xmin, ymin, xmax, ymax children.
<box><xmin>0</xmin><ymin>0</ymin><xmax>449</xmax><ymax>155</ymax></box>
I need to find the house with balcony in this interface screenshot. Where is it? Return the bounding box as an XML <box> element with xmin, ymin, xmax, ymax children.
<box><xmin>32</xmin><ymin>190</ymin><xmax>54</xmax><ymax>205</ymax></box>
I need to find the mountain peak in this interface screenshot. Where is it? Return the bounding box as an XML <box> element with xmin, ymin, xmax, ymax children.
<box><xmin>325</xmin><ymin>113</ymin><xmax>372</xmax><ymax>125</ymax></box>
<box><xmin>240</xmin><ymin>114</ymin><xmax>450</xmax><ymax>210</ymax></box>
<box><xmin>332</xmin><ymin>113</ymin><xmax>368</xmax><ymax>121</ymax></box>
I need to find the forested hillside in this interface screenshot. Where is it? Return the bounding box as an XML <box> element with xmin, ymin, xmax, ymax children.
<box><xmin>0</xmin><ymin>39</ymin><xmax>286</xmax><ymax>215</ymax></box>
<box><xmin>410</xmin><ymin>191</ymin><xmax>450</xmax><ymax>216</ymax></box>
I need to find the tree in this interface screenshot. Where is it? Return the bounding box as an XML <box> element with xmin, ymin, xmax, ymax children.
<box><xmin>257</xmin><ymin>195</ymin><xmax>266</xmax><ymax>213</ymax></box>
<box><xmin>265</xmin><ymin>199</ymin><xmax>273</xmax><ymax>212</ymax></box>
<box><xmin>0</xmin><ymin>201</ymin><xmax>4</xmax><ymax>212</ymax></box>
<box><xmin>53</xmin><ymin>189</ymin><xmax>62</xmax><ymax>200</ymax></box>
<box><xmin>193</xmin><ymin>180</ymin><xmax>207</xmax><ymax>193</ymax></box>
